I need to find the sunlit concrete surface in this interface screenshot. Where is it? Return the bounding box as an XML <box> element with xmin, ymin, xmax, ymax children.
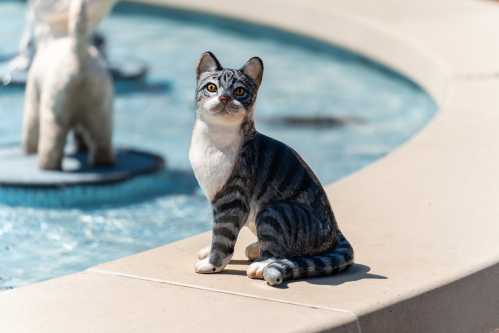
<box><xmin>1</xmin><ymin>0</ymin><xmax>499</xmax><ymax>332</ymax></box>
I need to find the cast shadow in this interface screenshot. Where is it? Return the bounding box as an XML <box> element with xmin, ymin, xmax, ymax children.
<box><xmin>0</xmin><ymin>79</ymin><xmax>174</xmax><ymax>96</ymax></box>
<box><xmin>308</xmin><ymin>263</ymin><xmax>386</xmax><ymax>285</ymax></box>
<box><xmin>263</xmin><ymin>115</ymin><xmax>366</xmax><ymax>130</ymax></box>
<box><xmin>219</xmin><ymin>261</ymin><xmax>387</xmax><ymax>286</ymax></box>
<box><xmin>276</xmin><ymin>263</ymin><xmax>387</xmax><ymax>289</ymax></box>
<box><xmin>220</xmin><ymin>269</ymin><xmax>248</xmax><ymax>277</ymax></box>
<box><xmin>215</xmin><ymin>259</ymin><xmax>250</xmax><ymax>276</ymax></box>
<box><xmin>114</xmin><ymin>79</ymin><xmax>173</xmax><ymax>96</ymax></box>
<box><xmin>228</xmin><ymin>259</ymin><xmax>251</xmax><ymax>266</ymax></box>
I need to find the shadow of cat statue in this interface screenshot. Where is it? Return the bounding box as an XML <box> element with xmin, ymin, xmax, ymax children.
<box><xmin>23</xmin><ymin>0</ymin><xmax>114</xmax><ymax>170</ymax></box>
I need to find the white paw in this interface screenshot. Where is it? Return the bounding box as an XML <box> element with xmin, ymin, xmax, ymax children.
<box><xmin>245</xmin><ymin>242</ymin><xmax>260</xmax><ymax>261</ymax></box>
<box><xmin>247</xmin><ymin>259</ymin><xmax>273</xmax><ymax>279</ymax></box>
<box><xmin>263</xmin><ymin>266</ymin><xmax>284</xmax><ymax>286</ymax></box>
<box><xmin>197</xmin><ymin>245</ymin><xmax>211</xmax><ymax>260</ymax></box>
<box><xmin>194</xmin><ymin>257</ymin><xmax>223</xmax><ymax>274</ymax></box>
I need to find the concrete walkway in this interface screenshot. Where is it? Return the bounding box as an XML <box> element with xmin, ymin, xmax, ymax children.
<box><xmin>1</xmin><ymin>0</ymin><xmax>499</xmax><ymax>332</ymax></box>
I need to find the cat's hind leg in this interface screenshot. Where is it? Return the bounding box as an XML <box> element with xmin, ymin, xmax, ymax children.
<box><xmin>81</xmin><ymin>106</ymin><xmax>114</xmax><ymax>166</ymax></box>
<box><xmin>247</xmin><ymin>258</ymin><xmax>275</xmax><ymax>279</ymax></box>
<box><xmin>245</xmin><ymin>241</ymin><xmax>261</xmax><ymax>261</ymax></box>
<box><xmin>22</xmin><ymin>78</ymin><xmax>40</xmax><ymax>154</ymax></box>
<box><xmin>249</xmin><ymin>203</ymin><xmax>296</xmax><ymax>283</ymax></box>
<box><xmin>262</xmin><ymin>233</ymin><xmax>354</xmax><ymax>286</ymax></box>
<box><xmin>254</xmin><ymin>202</ymin><xmax>351</xmax><ymax>286</ymax></box>
<box><xmin>38</xmin><ymin>114</ymin><xmax>68</xmax><ymax>170</ymax></box>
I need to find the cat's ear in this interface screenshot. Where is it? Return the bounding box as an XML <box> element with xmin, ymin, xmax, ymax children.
<box><xmin>242</xmin><ymin>57</ymin><xmax>264</xmax><ymax>88</ymax></box>
<box><xmin>196</xmin><ymin>52</ymin><xmax>222</xmax><ymax>80</ymax></box>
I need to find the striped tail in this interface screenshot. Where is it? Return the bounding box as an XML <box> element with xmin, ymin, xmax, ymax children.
<box><xmin>68</xmin><ymin>0</ymin><xmax>89</xmax><ymax>59</ymax></box>
<box><xmin>263</xmin><ymin>231</ymin><xmax>354</xmax><ymax>286</ymax></box>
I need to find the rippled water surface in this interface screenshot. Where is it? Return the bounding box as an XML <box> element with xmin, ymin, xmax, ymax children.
<box><xmin>0</xmin><ymin>2</ymin><xmax>436</xmax><ymax>289</ymax></box>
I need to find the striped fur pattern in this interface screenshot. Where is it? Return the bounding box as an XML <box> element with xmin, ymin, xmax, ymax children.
<box><xmin>190</xmin><ymin>52</ymin><xmax>353</xmax><ymax>286</ymax></box>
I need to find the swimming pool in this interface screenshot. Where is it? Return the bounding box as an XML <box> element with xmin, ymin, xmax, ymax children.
<box><xmin>0</xmin><ymin>1</ymin><xmax>436</xmax><ymax>290</ymax></box>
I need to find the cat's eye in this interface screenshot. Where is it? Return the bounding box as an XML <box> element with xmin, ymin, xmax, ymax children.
<box><xmin>206</xmin><ymin>83</ymin><xmax>218</xmax><ymax>93</ymax></box>
<box><xmin>234</xmin><ymin>87</ymin><xmax>246</xmax><ymax>97</ymax></box>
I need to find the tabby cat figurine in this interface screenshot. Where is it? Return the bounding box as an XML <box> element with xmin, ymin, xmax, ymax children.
<box><xmin>189</xmin><ymin>52</ymin><xmax>354</xmax><ymax>286</ymax></box>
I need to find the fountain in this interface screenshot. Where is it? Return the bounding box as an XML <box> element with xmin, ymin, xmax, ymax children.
<box><xmin>0</xmin><ymin>0</ymin><xmax>164</xmax><ymax>205</ymax></box>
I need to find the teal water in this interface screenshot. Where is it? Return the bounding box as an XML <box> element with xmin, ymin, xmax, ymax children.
<box><xmin>0</xmin><ymin>2</ymin><xmax>436</xmax><ymax>289</ymax></box>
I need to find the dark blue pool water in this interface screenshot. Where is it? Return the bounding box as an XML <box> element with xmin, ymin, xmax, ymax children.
<box><xmin>0</xmin><ymin>2</ymin><xmax>436</xmax><ymax>289</ymax></box>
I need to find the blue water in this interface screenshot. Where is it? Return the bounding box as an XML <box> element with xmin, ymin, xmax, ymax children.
<box><xmin>0</xmin><ymin>2</ymin><xmax>436</xmax><ymax>289</ymax></box>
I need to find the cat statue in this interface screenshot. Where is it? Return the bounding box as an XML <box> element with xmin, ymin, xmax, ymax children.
<box><xmin>23</xmin><ymin>0</ymin><xmax>114</xmax><ymax>170</ymax></box>
<box><xmin>189</xmin><ymin>52</ymin><xmax>354</xmax><ymax>286</ymax></box>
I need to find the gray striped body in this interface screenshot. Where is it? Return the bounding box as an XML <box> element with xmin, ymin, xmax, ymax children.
<box><xmin>210</xmin><ymin>132</ymin><xmax>354</xmax><ymax>285</ymax></box>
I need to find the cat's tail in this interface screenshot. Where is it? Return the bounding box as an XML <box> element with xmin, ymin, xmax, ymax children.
<box><xmin>263</xmin><ymin>231</ymin><xmax>354</xmax><ymax>286</ymax></box>
<box><xmin>68</xmin><ymin>0</ymin><xmax>89</xmax><ymax>59</ymax></box>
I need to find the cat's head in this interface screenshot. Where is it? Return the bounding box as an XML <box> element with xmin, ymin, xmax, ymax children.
<box><xmin>195</xmin><ymin>52</ymin><xmax>263</xmax><ymax>126</ymax></box>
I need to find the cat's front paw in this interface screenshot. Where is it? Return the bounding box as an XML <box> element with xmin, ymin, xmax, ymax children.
<box><xmin>195</xmin><ymin>257</ymin><xmax>224</xmax><ymax>274</ymax></box>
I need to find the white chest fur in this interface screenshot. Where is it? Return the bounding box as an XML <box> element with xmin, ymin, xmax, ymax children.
<box><xmin>189</xmin><ymin>120</ymin><xmax>242</xmax><ymax>201</ymax></box>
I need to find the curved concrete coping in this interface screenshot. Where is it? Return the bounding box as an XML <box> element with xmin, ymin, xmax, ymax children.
<box><xmin>1</xmin><ymin>1</ymin><xmax>499</xmax><ymax>332</ymax></box>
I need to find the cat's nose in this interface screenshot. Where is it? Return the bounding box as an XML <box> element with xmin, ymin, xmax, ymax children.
<box><xmin>219</xmin><ymin>95</ymin><xmax>232</xmax><ymax>104</ymax></box>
